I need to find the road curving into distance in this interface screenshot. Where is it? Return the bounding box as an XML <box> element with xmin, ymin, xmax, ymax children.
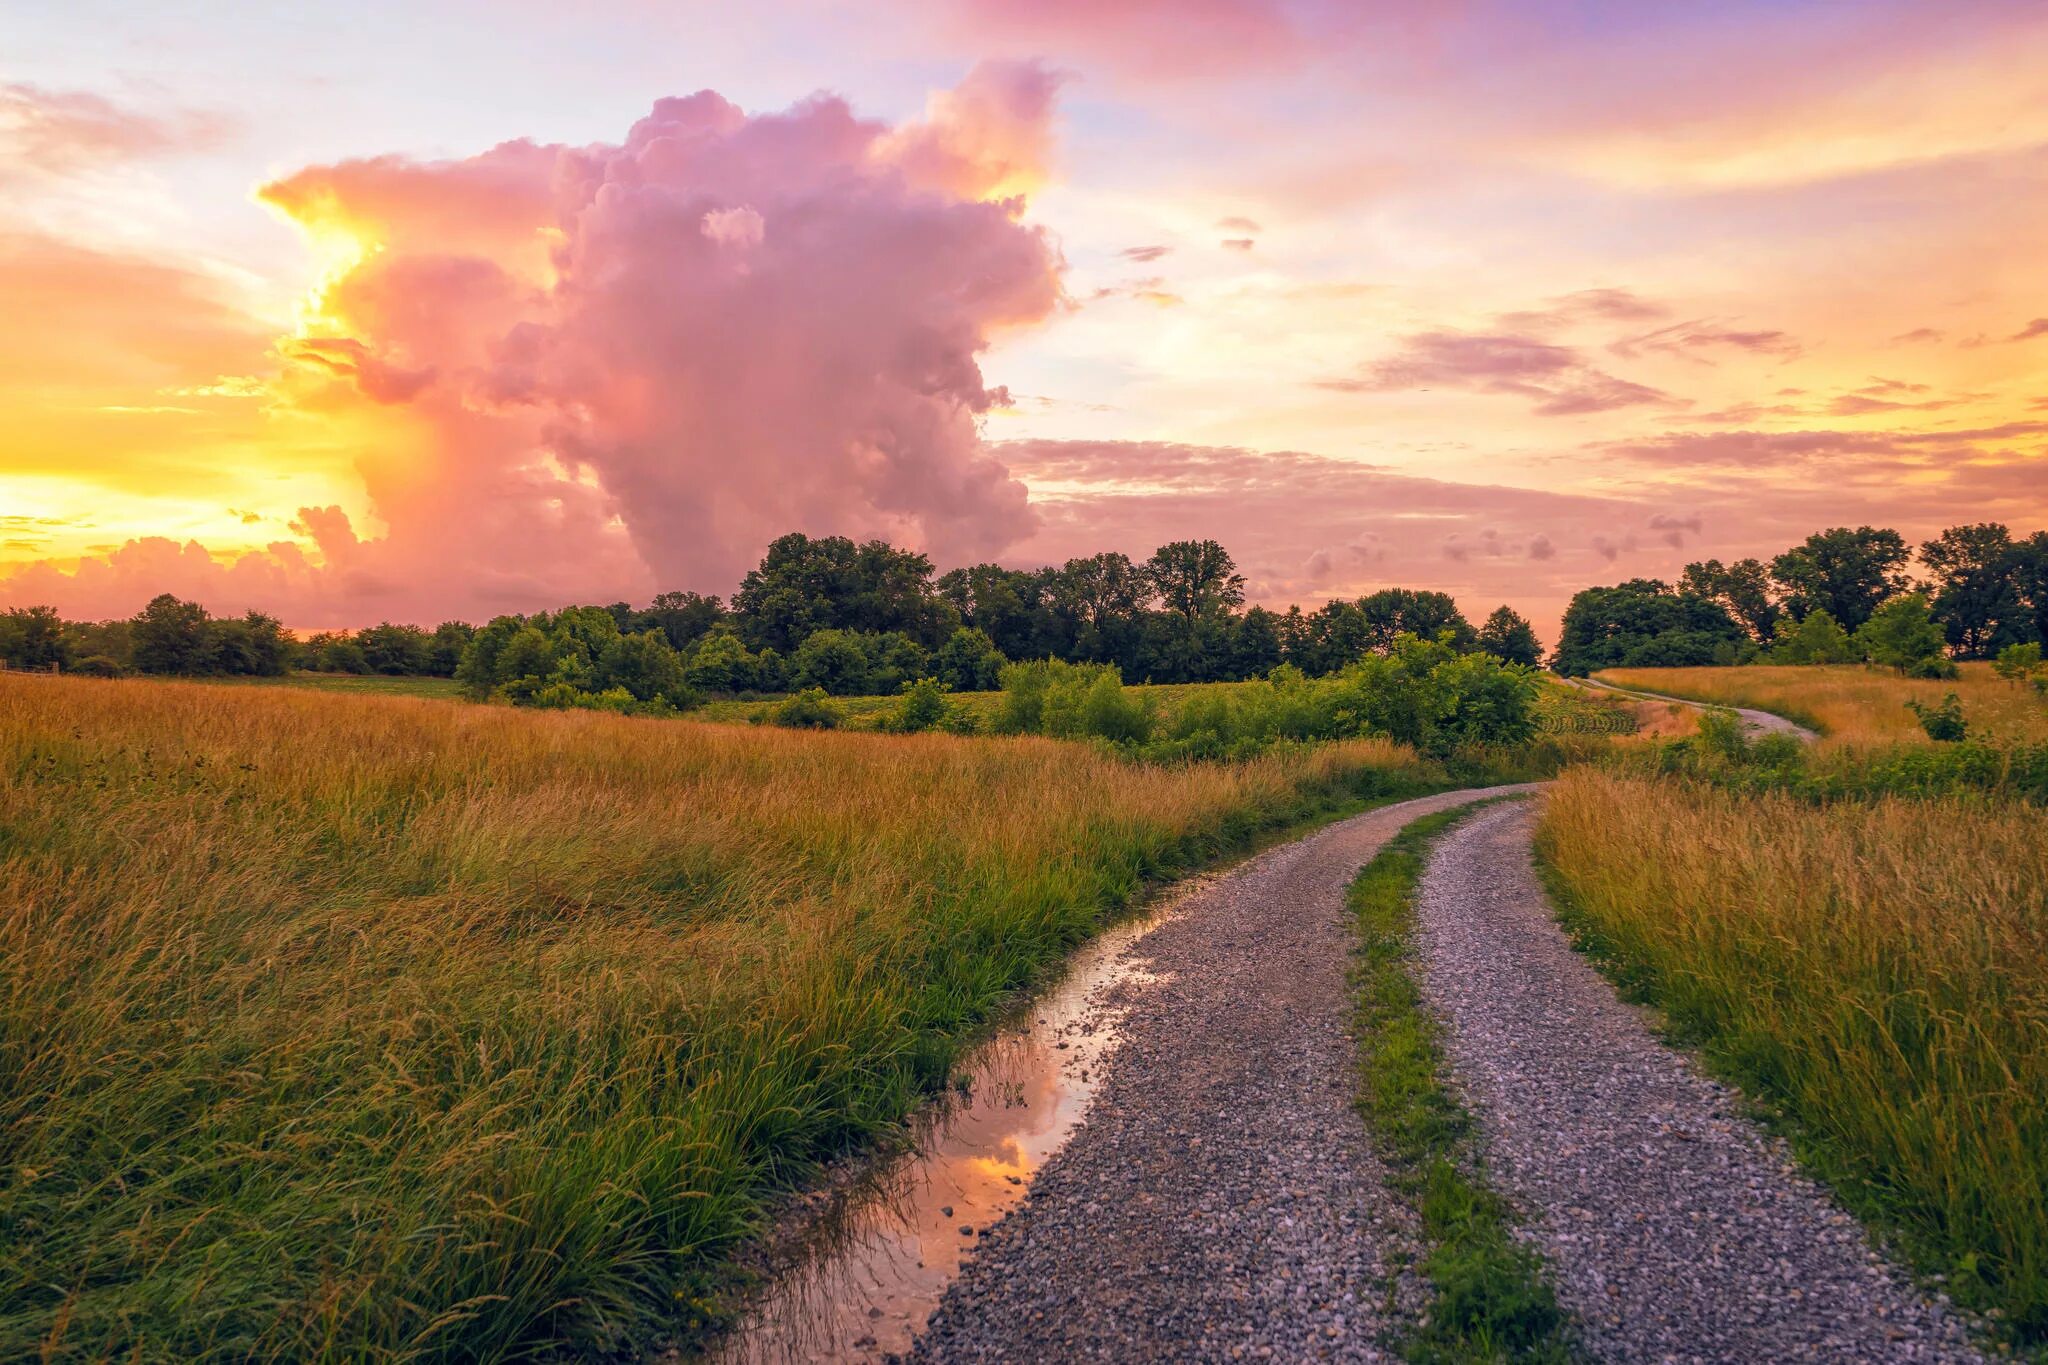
<box><xmin>1571</xmin><ymin>674</ymin><xmax>1817</xmax><ymax>740</ymax></box>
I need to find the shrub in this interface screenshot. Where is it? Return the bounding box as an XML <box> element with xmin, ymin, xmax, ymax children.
<box><xmin>68</xmin><ymin>654</ymin><xmax>124</xmax><ymax>678</ymax></box>
<box><xmin>1994</xmin><ymin>642</ymin><xmax>2043</xmax><ymax>688</ymax></box>
<box><xmin>1905</xmin><ymin>692</ymin><xmax>1967</xmax><ymax>743</ymax></box>
<box><xmin>886</xmin><ymin>677</ymin><xmax>956</xmax><ymax>734</ymax></box>
<box><xmin>769</xmin><ymin>686</ymin><xmax>842</xmax><ymax>729</ymax></box>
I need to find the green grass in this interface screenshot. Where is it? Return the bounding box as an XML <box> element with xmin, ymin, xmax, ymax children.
<box><xmin>693</xmin><ymin>678</ymin><xmax>1257</xmax><ymax>727</ymax></box>
<box><xmin>1538</xmin><ymin>768</ymin><xmax>2046</xmax><ymax>1354</ymax></box>
<box><xmin>1348</xmin><ymin>802</ymin><xmax>1572</xmax><ymax>1363</ymax></box>
<box><xmin>1</xmin><ymin>674</ymin><xmax>1461</xmax><ymax>1361</ymax></box>
<box><xmin>225</xmin><ymin>669</ymin><xmax>466</xmax><ymax>700</ymax></box>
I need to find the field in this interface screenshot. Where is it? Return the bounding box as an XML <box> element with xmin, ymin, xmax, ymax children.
<box><xmin>1596</xmin><ymin>662</ymin><xmax>2048</xmax><ymax>745</ymax></box>
<box><xmin>1538</xmin><ymin>762</ymin><xmax>2048</xmax><ymax>1343</ymax></box>
<box><xmin>0</xmin><ymin>674</ymin><xmax>1448</xmax><ymax>1361</ymax></box>
<box><xmin>228</xmin><ymin>669</ymin><xmax>466</xmax><ymax>700</ymax></box>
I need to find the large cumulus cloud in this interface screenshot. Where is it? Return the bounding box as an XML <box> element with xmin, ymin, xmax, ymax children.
<box><xmin>6</xmin><ymin>64</ymin><xmax>1064</xmax><ymax>623</ymax></box>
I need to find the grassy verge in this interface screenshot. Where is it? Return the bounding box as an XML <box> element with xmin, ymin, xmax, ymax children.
<box><xmin>1348</xmin><ymin>802</ymin><xmax>1572</xmax><ymax>1363</ymax></box>
<box><xmin>1536</xmin><ymin>768</ymin><xmax>2047</xmax><ymax>1353</ymax></box>
<box><xmin>2</xmin><ymin>674</ymin><xmax>1476</xmax><ymax>1362</ymax></box>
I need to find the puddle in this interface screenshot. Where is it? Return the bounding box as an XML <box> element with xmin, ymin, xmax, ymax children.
<box><xmin>710</xmin><ymin>880</ymin><xmax>1205</xmax><ymax>1363</ymax></box>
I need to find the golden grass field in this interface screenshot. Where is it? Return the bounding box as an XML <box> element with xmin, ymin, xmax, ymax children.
<box><xmin>1538</xmin><ymin>768</ymin><xmax>2048</xmax><ymax>1342</ymax></box>
<box><xmin>0</xmin><ymin>674</ymin><xmax>1442</xmax><ymax>1361</ymax></box>
<box><xmin>1597</xmin><ymin>662</ymin><xmax>2048</xmax><ymax>745</ymax></box>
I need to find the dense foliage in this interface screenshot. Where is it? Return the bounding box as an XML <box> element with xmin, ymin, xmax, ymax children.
<box><xmin>1558</xmin><ymin>522</ymin><xmax>2048</xmax><ymax>673</ymax></box>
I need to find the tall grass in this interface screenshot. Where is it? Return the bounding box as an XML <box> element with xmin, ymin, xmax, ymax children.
<box><xmin>1536</xmin><ymin>769</ymin><xmax>2048</xmax><ymax>1346</ymax></box>
<box><xmin>0</xmin><ymin>675</ymin><xmax>1445</xmax><ymax>1361</ymax></box>
<box><xmin>1598</xmin><ymin>663</ymin><xmax>2048</xmax><ymax>746</ymax></box>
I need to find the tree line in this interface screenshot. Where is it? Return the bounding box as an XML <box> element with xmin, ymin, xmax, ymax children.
<box><xmin>0</xmin><ymin>535</ymin><xmax>1546</xmax><ymax>710</ymax></box>
<box><xmin>1552</xmin><ymin>523</ymin><xmax>2048</xmax><ymax>676</ymax></box>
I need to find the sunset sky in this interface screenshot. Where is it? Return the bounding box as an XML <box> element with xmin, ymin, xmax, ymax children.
<box><xmin>4</xmin><ymin>0</ymin><xmax>2046</xmax><ymax>632</ymax></box>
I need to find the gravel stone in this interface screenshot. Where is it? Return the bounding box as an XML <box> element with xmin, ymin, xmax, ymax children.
<box><xmin>905</xmin><ymin>786</ymin><xmax>1536</xmax><ymax>1363</ymax></box>
<box><xmin>1413</xmin><ymin>799</ymin><xmax>1983</xmax><ymax>1364</ymax></box>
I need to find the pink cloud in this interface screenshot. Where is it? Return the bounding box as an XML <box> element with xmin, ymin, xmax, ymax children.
<box><xmin>996</xmin><ymin>438</ymin><xmax>1647</xmax><ymax>627</ymax></box>
<box><xmin>1322</xmin><ymin>329</ymin><xmax>1674</xmax><ymax>416</ymax></box>
<box><xmin>5</xmin><ymin>66</ymin><xmax>1066</xmax><ymax>625</ymax></box>
<box><xmin>0</xmin><ymin>83</ymin><xmax>232</xmax><ymax>180</ymax></box>
<box><xmin>1607</xmin><ymin>320</ymin><xmax>1802</xmax><ymax>362</ymax></box>
<box><xmin>2010</xmin><ymin>317</ymin><xmax>2048</xmax><ymax>342</ymax></box>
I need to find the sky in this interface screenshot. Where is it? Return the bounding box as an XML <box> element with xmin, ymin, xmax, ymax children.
<box><xmin>3</xmin><ymin>0</ymin><xmax>2046</xmax><ymax>635</ymax></box>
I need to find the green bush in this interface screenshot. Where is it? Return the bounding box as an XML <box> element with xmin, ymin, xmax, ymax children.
<box><xmin>768</xmin><ymin>687</ymin><xmax>842</xmax><ymax>729</ymax></box>
<box><xmin>1905</xmin><ymin>692</ymin><xmax>1967</xmax><ymax>743</ymax></box>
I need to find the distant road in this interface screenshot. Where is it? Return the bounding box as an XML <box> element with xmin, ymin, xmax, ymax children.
<box><xmin>1570</xmin><ymin>675</ymin><xmax>1816</xmax><ymax>740</ymax></box>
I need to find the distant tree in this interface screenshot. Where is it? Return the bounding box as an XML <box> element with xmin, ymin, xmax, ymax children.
<box><xmin>0</xmin><ymin>606</ymin><xmax>71</xmax><ymax>671</ymax></box>
<box><xmin>790</xmin><ymin>628</ymin><xmax>873</xmax><ymax>696</ymax></box>
<box><xmin>1770</xmin><ymin>527</ymin><xmax>1913</xmax><ymax>632</ymax></box>
<box><xmin>1551</xmin><ymin>579</ymin><xmax>1742</xmax><ymax>675</ymax></box>
<box><xmin>211</xmin><ymin>611</ymin><xmax>291</xmax><ymax>676</ymax></box>
<box><xmin>1919</xmin><ymin>523</ymin><xmax>2032</xmax><ymax>658</ymax></box>
<box><xmin>733</xmin><ymin>533</ymin><xmax>956</xmax><ymax>652</ymax></box>
<box><xmin>1476</xmin><ymin>606</ymin><xmax>1542</xmax><ymax>667</ymax></box>
<box><xmin>455</xmin><ymin>616</ymin><xmax>524</xmax><ymax>695</ymax></box>
<box><xmin>1680</xmin><ymin>558</ymin><xmax>1780</xmax><ymax>641</ymax></box>
<box><xmin>1856</xmin><ymin>593</ymin><xmax>1949</xmax><ymax>674</ymax></box>
<box><xmin>683</xmin><ymin>630</ymin><xmax>764</xmax><ymax>694</ymax></box>
<box><xmin>495</xmin><ymin>625</ymin><xmax>557</xmax><ymax>687</ymax></box>
<box><xmin>1229</xmin><ymin>607</ymin><xmax>1287</xmax><ymax>678</ymax></box>
<box><xmin>130</xmin><ymin>594</ymin><xmax>214</xmax><ymax>675</ymax></box>
<box><xmin>1357</xmin><ymin>589</ymin><xmax>1477</xmax><ymax>653</ymax></box>
<box><xmin>428</xmin><ymin>621</ymin><xmax>475</xmax><ymax>676</ymax></box>
<box><xmin>357</xmin><ymin>622</ymin><xmax>432</xmax><ymax>675</ymax></box>
<box><xmin>1146</xmin><ymin>540</ymin><xmax>1245</xmax><ymax>621</ymax></box>
<box><xmin>1769</xmin><ymin>609</ymin><xmax>1858</xmax><ymax>664</ymax></box>
<box><xmin>931</xmin><ymin>626</ymin><xmax>1007</xmax><ymax>692</ymax></box>
<box><xmin>595</xmin><ymin>629</ymin><xmax>690</xmax><ymax>704</ymax></box>
<box><xmin>2015</xmin><ymin>531</ymin><xmax>2048</xmax><ymax>646</ymax></box>
<box><xmin>637</xmin><ymin>591</ymin><xmax>725</xmax><ymax>651</ymax></box>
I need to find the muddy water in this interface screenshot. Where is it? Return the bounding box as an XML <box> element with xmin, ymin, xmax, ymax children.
<box><xmin>714</xmin><ymin>881</ymin><xmax>1205</xmax><ymax>1363</ymax></box>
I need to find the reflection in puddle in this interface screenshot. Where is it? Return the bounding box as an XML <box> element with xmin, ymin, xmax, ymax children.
<box><xmin>713</xmin><ymin>884</ymin><xmax>1200</xmax><ymax>1363</ymax></box>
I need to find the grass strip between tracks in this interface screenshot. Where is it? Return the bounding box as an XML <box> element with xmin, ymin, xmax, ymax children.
<box><xmin>1348</xmin><ymin>800</ymin><xmax>1573</xmax><ymax>1363</ymax></box>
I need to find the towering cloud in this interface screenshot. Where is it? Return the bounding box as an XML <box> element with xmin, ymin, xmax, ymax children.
<box><xmin>4</xmin><ymin>64</ymin><xmax>1066</xmax><ymax>623</ymax></box>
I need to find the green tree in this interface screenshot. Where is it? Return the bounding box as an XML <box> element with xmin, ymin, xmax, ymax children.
<box><xmin>789</xmin><ymin>628</ymin><xmax>873</xmax><ymax>695</ymax></box>
<box><xmin>1992</xmin><ymin>641</ymin><xmax>2043</xmax><ymax>687</ymax></box>
<box><xmin>595</xmin><ymin>629</ymin><xmax>691</xmax><ymax>704</ymax></box>
<box><xmin>428</xmin><ymin>622</ymin><xmax>475</xmax><ymax>676</ymax></box>
<box><xmin>130</xmin><ymin>594</ymin><xmax>214</xmax><ymax>675</ymax></box>
<box><xmin>1769</xmin><ymin>526</ymin><xmax>1913</xmax><ymax>632</ymax></box>
<box><xmin>1550</xmin><ymin>579</ymin><xmax>1742</xmax><ymax>675</ymax></box>
<box><xmin>1769</xmin><ymin>609</ymin><xmax>1858</xmax><ymax>664</ymax></box>
<box><xmin>1855</xmin><ymin>593</ymin><xmax>1948</xmax><ymax>673</ymax></box>
<box><xmin>636</xmin><ymin>591</ymin><xmax>725</xmax><ymax>650</ymax></box>
<box><xmin>211</xmin><ymin>611</ymin><xmax>291</xmax><ymax>676</ymax></box>
<box><xmin>1146</xmin><ymin>540</ymin><xmax>1245</xmax><ymax>621</ymax></box>
<box><xmin>357</xmin><ymin>623</ymin><xmax>432</xmax><ymax>674</ymax></box>
<box><xmin>1919</xmin><ymin>523</ymin><xmax>2031</xmax><ymax>659</ymax></box>
<box><xmin>0</xmin><ymin>606</ymin><xmax>71</xmax><ymax>671</ymax></box>
<box><xmin>1476</xmin><ymin>606</ymin><xmax>1542</xmax><ymax>667</ymax></box>
<box><xmin>683</xmin><ymin>630</ymin><xmax>763</xmax><ymax>694</ymax></box>
<box><xmin>1680</xmin><ymin>558</ymin><xmax>1780</xmax><ymax>641</ymax></box>
<box><xmin>931</xmin><ymin>626</ymin><xmax>1006</xmax><ymax>692</ymax></box>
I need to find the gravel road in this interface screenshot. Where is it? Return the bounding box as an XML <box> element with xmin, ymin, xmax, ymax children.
<box><xmin>904</xmin><ymin>785</ymin><xmax>1536</xmax><ymax>1364</ymax></box>
<box><xmin>1413</xmin><ymin>799</ymin><xmax>1981</xmax><ymax>1363</ymax></box>
<box><xmin>1571</xmin><ymin>676</ymin><xmax>1815</xmax><ymax>739</ymax></box>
